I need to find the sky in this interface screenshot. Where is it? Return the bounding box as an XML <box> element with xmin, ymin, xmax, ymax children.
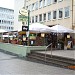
<box><xmin>0</xmin><ymin>0</ymin><xmax>14</xmax><ymax>9</ymax></box>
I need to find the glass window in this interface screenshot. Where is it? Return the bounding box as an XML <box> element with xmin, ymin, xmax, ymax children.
<box><xmin>30</xmin><ymin>5</ymin><xmax>32</xmax><ymax>11</ymax></box>
<box><xmin>53</xmin><ymin>0</ymin><xmax>57</xmax><ymax>3</ymax></box>
<box><xmin>48</xmin><ymin>12</ymin><xmax>51</xmax><ymax>20</ymax></box>
<box><xmin>28</xmin><ymin>5</ymin><xmax>30</xmax><ymax>10</ymax></box>
<box><xmin>9</xmin><ymin>27</ymin><xmax>10</xmax><ymax>29</ymax></box>
<box><xmin>28</xmin><ymin>5</ymin><xmax>31</xmax><ymax>11</ymax></box>
<box><xmin>53</xmin><ymin>10</ymin><xmax>57</xmax><ymax>19</ymax></box>
<box><xmin>39</xmin><ymin>14</ymin><xmax>42</xmax><ymax>21</ymax></box>
<box><xmin>32</xmin><ymin>16</ymin><xmax>34</xmax><ymax>23</ymax></box>
<box><xmin>43</xmin><ymin>13</ymin><xmax>46</xmax><ymax>21</ymax></box>
<box><xmin>0</xmin><ymin>20</ymin><xmax>1</xmax><ymax>23</ymax></box>
<box><xmin>47</xmin><ymin>0</ymin><xmax>51</xmax><ymax>5</ymax></box>
<box><xmin>35</xmin><ymin>2</ymin><xmax>38</xmax><ymax>10</ymax></box>
<box><xmin>43</xmin><ymin>0</ymin><xmax>47</xmax><ymax>7</ymax></box>
<box><xmin>26</xmin><ymin>6</ymin><xmax>28</xmax><ymax>9</ymax></box>
<box><xmin>64</xmin><ymin>6</ymin><xmax>70</xmax><ymax>18</ymax></box>
<box><xmin>35</xmin><ymin>16</ymin><xmax>38</xmax><ymax>22</ymax></box>
<box><xmin>58</xmin><ymin>8</ymin><xmax>63</xmax><ymax>18</ymax></box>
<box><xmin>39</xmin><ymin>0</ymin><xmax>43</xmax><ymax>8</ymax></box>
<box><xmin>32</xmin><ymin>3</ymin><xmax>35</xmax><ymax>11</ymax></box>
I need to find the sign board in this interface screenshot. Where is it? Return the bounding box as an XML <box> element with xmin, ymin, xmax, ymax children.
<box><xmin>18</xmin><ymin>15</ymin><xmax>28</xmax><ymax>22</ymax></box>
<box><xmin>22</xmin><ymin>26</ymin><xmax>28</xmax><ymax>31</ymax></box>
<box><xmin>19</xmin><ymin>8</ymin><xmax>28</xmax><ymax>16</ymax></box>
<box><xmin>18</xmin><ymin>8</ymin><xmax>28</xmax><ymax>22</ymax></box>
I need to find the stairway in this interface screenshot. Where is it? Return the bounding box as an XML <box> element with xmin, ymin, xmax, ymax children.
<box><xmin>26</xmin><ymin>50</ymin><xmax>75</xmax><ymax>70</ymax></box>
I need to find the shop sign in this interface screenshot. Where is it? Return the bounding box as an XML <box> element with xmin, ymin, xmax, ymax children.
<box><xmin>22</xmin><ymin>26</ymin><xmax>28</xmax><ymax>31</ymax></box>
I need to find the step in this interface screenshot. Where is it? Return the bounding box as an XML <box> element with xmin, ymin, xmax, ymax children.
<box><xmin>27</xmin><ymin>52</ymin><xmax>75</xmax><ymax>65</ymax></box>
<box><xmin>27</xmin><ymin>54</ymin><xmax>75</xmax><ymax>65</ymax></box>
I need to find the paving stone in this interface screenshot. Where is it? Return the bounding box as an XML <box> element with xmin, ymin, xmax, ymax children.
<box><xmin>0</xmin><ymin>52</ymin><xmax>74</xmax><ymax>75</ymax></box>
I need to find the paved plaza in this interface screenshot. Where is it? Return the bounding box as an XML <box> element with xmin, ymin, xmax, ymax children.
<box><xmin>37</xmin><ymin>50</ymin><xmax>75</xmax><ymax>59</ymax></box>
<box><xmin>0</xmin><ymin>51</ymin><xmax>75</xmax><ymax>75</ymax></box>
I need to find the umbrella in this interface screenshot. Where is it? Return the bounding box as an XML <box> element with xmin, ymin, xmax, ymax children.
<box><xmin>29</xmin><ymin>23</ymin><xmax>54</xmax><ymax>33</ymax></box>
<box><xmin>50</xmin><ymin>25</ymin><xmax>74</xmax><ymax>33</ymax></box>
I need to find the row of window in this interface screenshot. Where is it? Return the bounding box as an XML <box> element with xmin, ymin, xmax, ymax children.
<box><xmin>26</xmin><ymin>0</ymin><xmax>63</xmax><ymax>11</ymax></box>
<box><xmin>0</xmin><ymin>13</ymin><xmax>14</xmax><ymax>19</ymax></box>
<box><xmin>0</xmin><ymin>26</ymin><xmax>13</xmax><ymax>30</ymax></box>
<box><xmin>0</xmin><ymin>8</ymin><xmax>14</xmax><ymax>14</ymax></box>
<box><xmin>0</xmin><ymin>20</ymin><xmax>14</xmax><ymax>25</ymax></box>
<box><xmin>30</xmin><ymin>6</ymin><xmax>70</xmax><ymax>23</ymax></box>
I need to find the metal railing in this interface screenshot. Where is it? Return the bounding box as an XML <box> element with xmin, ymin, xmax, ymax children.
<box><xmin>45</xmin><ymin>43</ymin><xmax>52</xmax><ymax>62</ymax></box>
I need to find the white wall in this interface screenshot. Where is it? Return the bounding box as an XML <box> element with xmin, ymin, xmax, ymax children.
<box><xmin>14</xmin><ymin>0</ymin><xmax>24</xmax><ymax>31</ymax></box>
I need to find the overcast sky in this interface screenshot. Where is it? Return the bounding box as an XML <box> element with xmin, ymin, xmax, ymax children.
<box><xmin>0</xmin><ymin>0</ymin><xmax>14</xmax><ymax>9</ymax></box>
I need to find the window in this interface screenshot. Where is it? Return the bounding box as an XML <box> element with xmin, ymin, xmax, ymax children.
<box><xmin>47</xmin><ymin>0</ymin><xmax>51</xmax><ymax>5</ymax></box>
<box><xmin>58</xmin><ymin>8</ymin><xmax>63</xmax><ymax>18</ymax></box>
<box><xmin>53</xmin><ymin>0</ymin><xmax>57</xmax><ymax>3</ymax></box>
<box><xmin>29</xmin><ymin>17</ymin><xmax>31</xmax><ymax>23</ymax></box>
<box><xmin>64</xmin><ymin>6</ymin><xmax>70</xmax><ymax>18</ymax></box>
<box><xmin>43</xmin><ymin>0</ymin><xmax>47</xmax><ymax>7</ymax></box>
<box><xmin>39</xmin><ymin>0</ymin><xmax>43</xmax><ymax>8</ymax></box>
<box><xmin>28</xmin><ymin>5</ymin><xmax>30</xmax><ymax>10</ymax></box>
<box><xmin>53</xmin><ymin>10</ymin><xmax>57</xmax><ymax>19</ymax></box>
<box><xmin>43</xmin><ymin>13</ymin><xmax>46</xmax><ymax>21</ymax></box>
<box><xmin>48</xmin><ymin>12</ymin><xmax>51</xmax><ymax>20</ymax></box>
<box><xmin>35</xmin><ymin>2</ymin><xmax>38</xmax><ymax>10</ymax></box>
<box><xmin>11</xmin><ymin>27</ymin><xmax>13</xmax><ymax>30</ymax></box>
<box><xmin>26</xmin><ymin>6</ymin><xmax>28</xmax><ymax>9</ymax></box>
<box><xmin>39</xmin><ymin>14</ymin><xmax>42</xmax><ymax>21</ymax></box>
<box><xmin>30</xmin><ymin>5</ymin><xmax>32</xmax><ymax>11</ymax></box>
<box><xmin>9</xmin><ymin>27</ymin><xmax>10</xmax><ymax>29</ymax></box>
<box><xmin>35</xmin><ymin>16</ymin><xmax>38</xmax><ymax>22</ymax></box>
<box><xmin>0</xmin><ymin>20</ymin><xmax>1</xmax><ymax>23</ymax></box>
<box><xmin>32</xmin><ymin>3</ymin><xmax>35</xmax><ymax>11</ymax></box>
<box><xmin>32</xmin><ymin>16</ymin><xmax>34</xmax><ymax>23</ymax></box>
<box><xmin>2</xmin><ymin>20</ymin><xmax>3</xmax><ymax>24</ymax></box>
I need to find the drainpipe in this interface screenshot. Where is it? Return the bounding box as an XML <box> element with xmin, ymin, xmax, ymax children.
<box><xmin>72</xmin><ymin>0</ymin><xmax>74</xmax><ymax>29</ymax></box>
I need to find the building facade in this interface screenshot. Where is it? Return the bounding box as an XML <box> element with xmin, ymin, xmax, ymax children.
<box><xmin>0</xmin><ymin>7</ymin><xmax>14</xmax><ymax>31</ymax></box>
<box><xmin>25</xmin><ymin>0</ymin><xmax>75</xmax><ymax>30</ymax></box>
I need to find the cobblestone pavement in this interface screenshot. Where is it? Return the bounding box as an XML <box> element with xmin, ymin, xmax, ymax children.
<box><xmin>0</xmin><ymin>52</ymin><xmax>75</xmax><ymax>75</ymax></box>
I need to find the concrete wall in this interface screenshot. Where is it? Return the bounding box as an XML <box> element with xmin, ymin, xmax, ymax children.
<box><xmin>0</xmin><ymin>42</ymin><xmax>46</xmax><ymax>57</ymax></box>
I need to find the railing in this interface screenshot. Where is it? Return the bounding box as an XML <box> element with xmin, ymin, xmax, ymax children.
<box><xmin>45</xmin><ymin>43</ymin><xmax>52</xmax><ymax>62</ymax></box>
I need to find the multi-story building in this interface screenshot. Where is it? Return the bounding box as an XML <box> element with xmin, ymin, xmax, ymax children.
<box><xmin>0</xmin><ymin>7</ymin><xmax>14</xmax><ymax>31</ymax></box>
<box><xmin>26</xmin><ymin>0</ymin><xmax>75</xmax><ymax>30</ymax></box>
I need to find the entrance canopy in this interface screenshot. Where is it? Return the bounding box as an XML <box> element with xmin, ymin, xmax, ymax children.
<box><xmin>50</xmin><ymin>25</ymin><xmax>74</xmax><ymax>33</ymax></box>
<box><xmin>29</xmin><ymin>23</ymin><xmax>54</xmax><ymax>33</ymax></box>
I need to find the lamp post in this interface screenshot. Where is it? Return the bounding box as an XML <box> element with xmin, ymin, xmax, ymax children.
<box><xmin>27</xmin><ymin>10</ymin><xmax>30</xmax><ymax>46</ymax></box>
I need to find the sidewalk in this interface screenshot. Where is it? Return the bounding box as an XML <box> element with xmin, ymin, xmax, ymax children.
<box><xmin>0</xmin><ymin>51</ymin><xmax>74</xmax><ymax>75</ymax></box>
